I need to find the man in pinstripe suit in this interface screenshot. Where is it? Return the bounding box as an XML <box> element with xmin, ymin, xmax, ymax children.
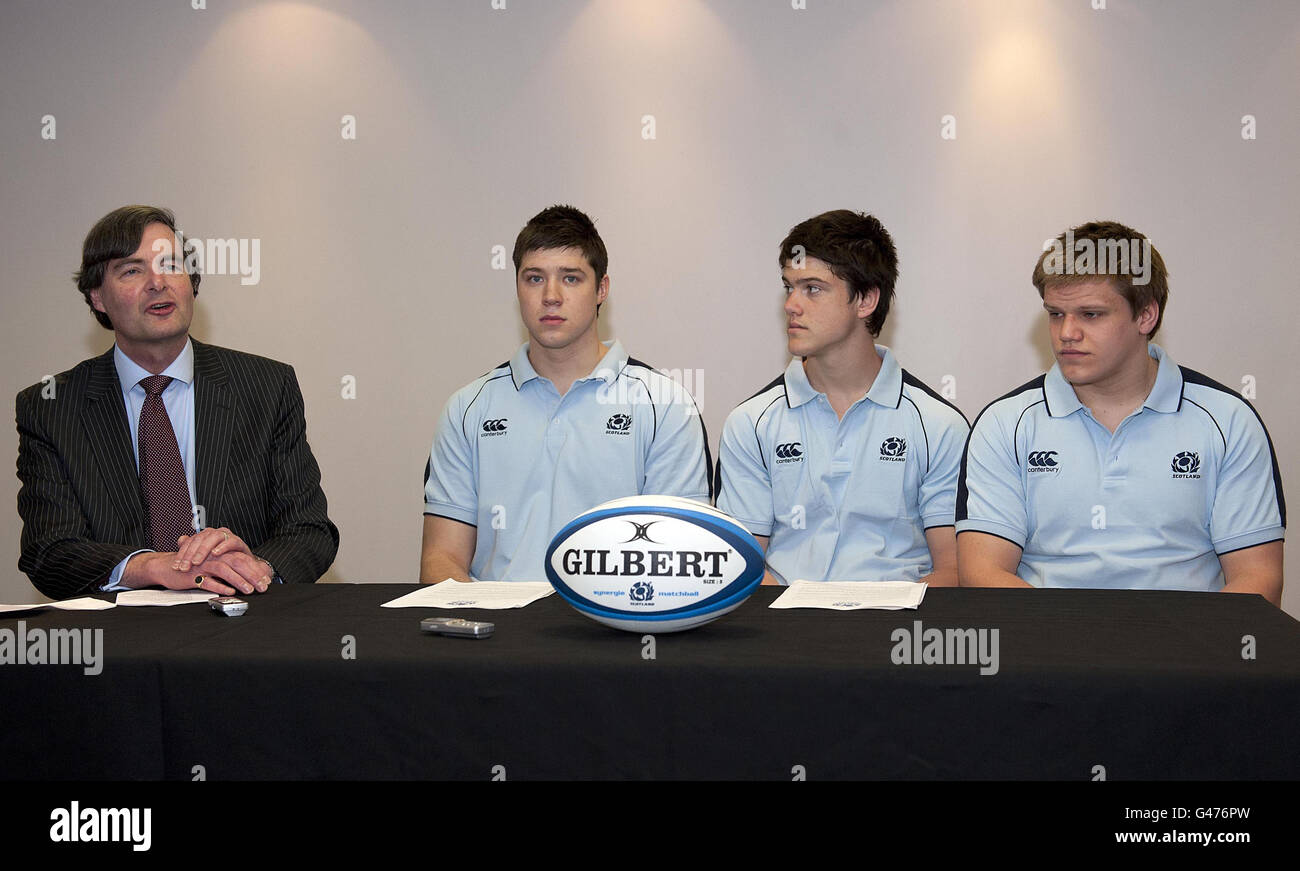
<box><xmin>16</xmin><ymin>205</ymin><xmax>339</xmax><ymax>599</ymax></box>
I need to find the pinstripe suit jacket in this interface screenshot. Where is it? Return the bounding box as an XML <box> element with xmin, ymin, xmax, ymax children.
<box><xmin>16</xmin><ymin>339</ymin><xmax>339</xmax><ymax>599</ymax></box>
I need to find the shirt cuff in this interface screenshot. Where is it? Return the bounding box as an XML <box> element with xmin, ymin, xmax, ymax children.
<box><xmin>1214</xmin><ymin>527</ymin><xmax>1285</xmax><ymax>556</ymax></box>
<box><xmin>101</xmin><ymin>549</ymin><xmax>154</xmax><ymax>592</ymax></box>
<box><xmin>423</xmin><ymin>501</ymin><xmax>478</xmax><ymax>526</ymax></box>
<box><xmin>954</xmin><ymin>518</ymin><xmax>1027</xmax><ymax>549</ymax></box>
<box><xmin>921</xmin><ymin>510</ymin><xmax>957</xmax><ymax>529</ymax></box>
<box><xmin>734</xmin><ymin>517</ymin><xmax>774</xmax><ymax>537</ymax></box>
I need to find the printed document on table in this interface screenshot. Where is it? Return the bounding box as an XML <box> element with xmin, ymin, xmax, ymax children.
<box><xmin>382</xmin><ymin>580</ymin><xmax>555</xmax><ymax>609</ymax></box>
<box><xmin>0</xmin><ymin>597</ymin><xmax>117</xmax><ymax>614</ymax></box>
<box><xmin>769</xmin><ymin>580</ymin><xmax>928</xmax><ymax>610</ymax></box>
<box><xmin>116</xmin><ymin>590</ymin><xmax>217</xmax><ymax>607</ymax></box>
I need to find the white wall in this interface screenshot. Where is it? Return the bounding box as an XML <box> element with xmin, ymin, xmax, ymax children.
<box><xmin>2</xmin><ymin>0</ymin><xmax>1296</xmax><ymax>614</ymax></box>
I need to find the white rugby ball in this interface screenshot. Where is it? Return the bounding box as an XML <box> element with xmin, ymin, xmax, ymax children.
<box><xmin>545</xmin><ymin>495</ymin><xmax>765</xmax><ymax>633</ymax></box>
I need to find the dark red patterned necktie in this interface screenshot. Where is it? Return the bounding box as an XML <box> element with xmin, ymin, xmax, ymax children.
<box><xmin>138</xmin><ymin>375</ymin><xmax>194</xmax><ymax>552</ymax></box>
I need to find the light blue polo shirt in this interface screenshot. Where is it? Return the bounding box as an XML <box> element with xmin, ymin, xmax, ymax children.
<box><xmin>424</xmin><ymin>340</ymin><xmax>711</xmax><ymax>581</ymax></box>
<box><xmin>716</xmin><ymin>346</ymin><xmax>969</xmax><ymax>584</ymax></box>
<box><xmin>956</xmin><ymin>344</ymin><xmax>1286</xmax><ymax>591</ymax></box>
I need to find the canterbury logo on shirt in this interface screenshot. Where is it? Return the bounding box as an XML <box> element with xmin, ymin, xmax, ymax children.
<box><xmin>775</xmin><ymin>442</ymin><xmax>804</xmax><ymax>463</ymax></box>
<box><xmin>481</xmin><ymin>418</ymin><xmax>509</xmax><ymax>436</ymax></box>
<box><xmin>1027</xmin><ymin>450</ymin><xmax>1059</xmax><ymax>472</ymax></box>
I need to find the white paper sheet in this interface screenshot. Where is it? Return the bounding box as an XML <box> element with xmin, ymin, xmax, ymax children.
<box><xmin>381</xmin><ymin>580</ymin><xmax>555</xmax><ymax>609</ymax></box>
<box><xmin>769</xmin><ymin>580</ymin><xmax>928</xmax><ymax>610</ymax></box>
<box><xmin>0</xmin><ymin>597</ymin><xmax>117</xmax><ymax>614</ymax></box>
<box><xmin>115</xmin><ymin>590</ymin><xmax>218</xmax><ymax>607</ymax></box>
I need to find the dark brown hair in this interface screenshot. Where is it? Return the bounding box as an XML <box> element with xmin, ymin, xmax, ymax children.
<box><xmin>512</xmin><ymin>205</ymin><xmax>608</xmax><ymax>282</ymax></box>
<box><xmin>75</xmin><ymin>205</ymin><xmax>200</xmax><ymax>330</ymax></box>
<box><xmin>779</xmin><ymin>210</ymin><xmax>898</xmax><ymax>336</ymax></box>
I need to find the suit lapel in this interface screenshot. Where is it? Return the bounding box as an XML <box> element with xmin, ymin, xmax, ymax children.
<box><xmin>193</xmin><ymin>339</ymin><xmax>233</xmax><ymax>526</ymax></box>
<box><xmin>82</xmin><ymin>348</ymin><xmax>146</xmax><ymax>540</ymax></box>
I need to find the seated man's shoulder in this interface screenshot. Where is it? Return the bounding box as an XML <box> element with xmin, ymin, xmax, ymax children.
<box><xmin>728</xmin><ymin>372</ymin><xmax>789</xmax><ymax>426</ymax></box>
<box><xmin>448</xmin><ymin>359</ymin><xmax>514</xmax><ymax>407</ymax></box>
<box><xmin>15</xmin><ymin>351</ymin><xmax>112</xmax><ymax>414</ymax></box>
<box><xmin>899</xmin><ymin>369</ymin><xmax>970</xmax><ymax>430</ymax></box>
<box><xmin>195</xmin><ymin>340</ymin><xmax>296</xmax><ymax>382</ymax></box>
<box><xmin>971</xmin><ymin>374</ymin><xmax>1050</xmax><ymax>429</ymax></box>
<box><xmin>1177</xmin><ymin>365</ymin><xmax>1264</xmax><ymax>425</ymax></box>
<box><xmin>616</xmin><ymin>356</ymin><xmax>693</xmax><ymax>403</ymax></box>
<box><xmin>434</xmin><ymin>360</ymin><xmax>517</xmax><ymax>443</ymax></box>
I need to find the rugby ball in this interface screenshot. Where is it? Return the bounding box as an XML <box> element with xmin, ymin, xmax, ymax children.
<box><xmin>545</xmin><ymin>495</ymin><xmax>765</xmax><ymax>633</ymax></box>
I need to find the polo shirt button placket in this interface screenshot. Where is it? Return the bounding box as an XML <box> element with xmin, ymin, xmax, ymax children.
<box><xmin>546</xmin><ymin>414</ymin><xmax>565</xmax><ymax>451</ymax></box>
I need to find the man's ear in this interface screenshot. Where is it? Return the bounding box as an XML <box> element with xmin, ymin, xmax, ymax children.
<box><xmin>856</xmin><ymin>287</ymin><xmax>880</xmax><ymax>323</ymax></box>
<box><xmin>89</xmin><ymin>286</ymin><xmax>105</xmax><ymax>313</ymax></box>
<box><xmin>597</xmin><ymin>274</ymin><xmax>609</xmax><ymax>305</ymax></box>
<box><xmin>1136</xmin><ymin>300</ymin><xmax>1159</xmax><ymax>336</ymax></box>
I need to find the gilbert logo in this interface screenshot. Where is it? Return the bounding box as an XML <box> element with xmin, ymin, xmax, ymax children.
<box><xmin>879</xmin><ymin>437</ymin><xmax>907</xmax><ymax>462</ymax></box>
<box><xmin>480</xmin><ymin>418</ymin><xmax>508</xmax><ymax>437</ymax></box>
<box><xmin>50</xmin><ymin>802</ymin><xmax>151</xmax><ymax>852</ymax></box>
<box><xmin>1028</xmin><ymin>450</ymin><xmax>1060</xmax><ymax>473</ymax></box>
<box><xmin>1171</xmin><ymin>451</ymin><xmax>1201</xmax><ymax>479</ymax></box>
<box><xmin>775</xmin><ymin>442</ymin><xmax>803</xmax><ymax>464</ymax></box>
<box><xmin>623</xmin><ymin>521</ymin><xmax>660</xmax><ymax>543</ymax></box>
<box><xmin>606</xmin><ymin>413</ymin><xmax>632</xmax><ymax>435</ymax></box>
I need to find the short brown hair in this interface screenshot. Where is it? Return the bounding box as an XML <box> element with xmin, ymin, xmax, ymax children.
<box><xmin>1032</xmin><ymin>220</ymin><xmax>1169</xmax><ymax>339</ymax></box>
<box><xmin>75</xmin><ymin>205</ymin><xmax>201</xmax><ymax>330</ymax></box>
<box><xmin>779</xmin><ymin>210</ymin><xmax>898</xmax><ymax>336</ymax></box>
<box><xmin>512</xmin><ymin>205</ymin><xmax>608</xmax><ymax>281</ymax></box>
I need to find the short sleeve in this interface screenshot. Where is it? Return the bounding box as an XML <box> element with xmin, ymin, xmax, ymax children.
<box><xmin>640</xmin><ymin>379</ymin><xmax>710</xmax><ymax>502</ymax></box>
<box><xmin>716</xmin><ymin>407</ymin><xmax>775</xmax><ymax>536</ymax></box>
<box><xmin>423</xmin><ymin>392</ymin><xmax>478</xmax><ymax>526</ymax></box>
<box><xmin>1210</xmin><ymin>404</ymin><xmax>1285</xmax><ymax>553</ymax></box>
<box><xmin>956</xmin><ymin>407</ymin><xmax>1029</xmax><ymax>548</ymax></box>
<box><xmin>919</xmin><ymin>407</ymin><xmax>970</xmax><ymax>529</ymax></box>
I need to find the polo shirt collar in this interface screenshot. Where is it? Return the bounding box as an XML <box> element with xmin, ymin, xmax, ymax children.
<box><xmin>1044</xmin><ymin>342</ymin><xmax>1181</xmax><ymax>417</ymax></box>
<box><xmin>1142</xmin><ymin>343</ymin><xmax>1183</xmax><ymax>413</ymax></box>
<box><xmin>866</xmin><ymin>345</ymin><xmax>904</xmax><ymax>408</ymax></box>
<box><xmin>783</xmin><ymin>344</ymin><xmax>902</xmax><ymax>409</ymax></box>
<box><xmin>113</xmin><ymin>338</ymin><xmax>194</xmax><ymax>395</ymax></box>
<box><xmin>509</xmin><ymin>339</ymin><xmax>626</xmax><ymax>390</ymax></box>
<box><xmin>1043</xmin><ymin>361</ymin><xmax>1083</xmax><ymax>418</ymax></box>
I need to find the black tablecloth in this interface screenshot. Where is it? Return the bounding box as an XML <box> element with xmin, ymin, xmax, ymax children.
<box><xmin>3</xmin><ymin>584</ymin><xmax>1297</xmax><ymax>780</ymax></box>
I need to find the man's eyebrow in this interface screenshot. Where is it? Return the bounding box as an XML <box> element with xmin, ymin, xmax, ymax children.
<box><xmin>110</xmin><ymin>256</ymin><xmax>148</xmax><ymax>269</ymax></box>
<box><xmin>1043</xmin><ymin>301</ymin><xmax>1109</xmax><ymax>310</ymax></box>
<box><xmin>521</xmin><ymin>266</ymin><xmax>588</xmax><ymax>274</ymax></box>
<box><xmin>784</xmin><ymin>274</ymin><xmax>832</xmax><ymax>285</ymax></box>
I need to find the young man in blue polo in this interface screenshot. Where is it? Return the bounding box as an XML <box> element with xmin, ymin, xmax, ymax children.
<box><xmin>957</xmin><ymin>220</ymin><xmax>1284</xmax><ymax>604</ymax></box>
<box><xmin>716</xmin><ymin>210</ymin><xmax>969</xmax><ymax>585</ymax></box>
<box><xmin>420</xmin><ymin>205</ymin><xmax>710</xmax><ymax>582</ymax></box>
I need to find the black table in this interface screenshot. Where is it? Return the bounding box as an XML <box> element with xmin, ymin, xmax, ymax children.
<box><xmin>3</xmin><ymin>584</ymin><xmax>1297</xmax><ymax>780</ymax></box>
